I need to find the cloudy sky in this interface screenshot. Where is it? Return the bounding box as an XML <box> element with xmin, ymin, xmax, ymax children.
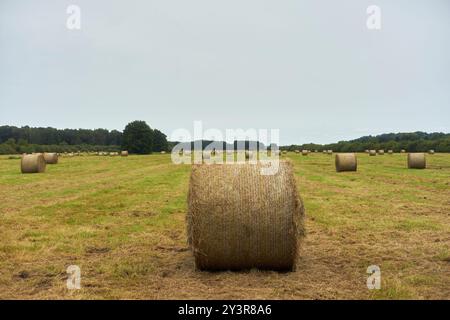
<box><xmin>1</xmin><ymin>0</ymin><xmax>449</xmax><ymax>144</ymax></box>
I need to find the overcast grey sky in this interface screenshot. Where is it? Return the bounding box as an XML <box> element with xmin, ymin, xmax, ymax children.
<box><xmin>0</xmin><ymin>0</ymin><xmax>449</xmax><ymax>144</ymax></box>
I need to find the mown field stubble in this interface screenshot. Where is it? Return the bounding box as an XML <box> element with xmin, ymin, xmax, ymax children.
<box><xmin>0</xmin><ymin>153</ymin><xmax>449</xmax><ymax>299</ymax></box>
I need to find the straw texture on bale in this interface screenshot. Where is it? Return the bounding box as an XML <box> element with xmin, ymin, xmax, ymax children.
<box><xmin>43</xmin><ymin>153</ymin><xmax>58</xmax><ymax>164</ymax></box>
<box><xmin>301</xmin><ymin>150</ymin><xmax>308</xmax><ymax>156</ymax></box>
<box><xmin>21</xmin><ymin>154</ymin><xmax>46</xmax><ymax>174</ymax></box>
<box><xmin>335</xmin><ymin>153</ymin><xmax>357</xmax><ymax>172</ymax></box>
<box><xmin>408</xmin><ymin>153</ymin><xmax>426</xmax><ymax>169</ymax></box>
<box><xmin>121</xmin><ymin>151</ymin><xmax>129</xmax><ymax>157</ymax></box>
<box><xmin>378</xmin><ymin>150</ymin><xmax>385</xmax><ymax>155</ymax></box>
<box><xmin>369</xmin><ymin>150</ymin><xmax>376</xmax><ymax>156</ymax></box>
<box><xmin>187</xmin><ymin>161</ymin><xmax>304</xmax><ymax>271</ymax></box>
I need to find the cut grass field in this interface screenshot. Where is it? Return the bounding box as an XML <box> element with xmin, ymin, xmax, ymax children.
<box><xmin>0</xmin><ymin>153</ymin><xmax>449</xmax><ymax>299</ymax></box>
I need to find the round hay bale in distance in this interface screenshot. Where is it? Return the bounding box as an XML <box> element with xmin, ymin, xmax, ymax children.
<box><xmin>187</xmin><ymin>161</ymin><xmax>304</xmax><ymax>271</ymax></box>
<box><xmin>202</xmin><ymin>151</ymin><xmax>211</xmax><ymax>160</ymax></box>
<box><xmin>301</xmin><ymin>150</ymin><xmax>308</xmax><ymax>156</ymax></box>
<box><xmin>335</xmin><ymin>153</ymin><xmax>357</xmax><ymax>172</ymax></box>
<box><xmin>388</xmin><ymin>150</ymin><xmax>393</xmax><ymax>155</ymax></box>
<box><xmin>121</xmin><ymin>151</ymin><xmax>129</xmax><ymax>157</ymax></box>
<box><xmin>407</xmin><ymin>153</ymin><xmax>426</xmax><ymax>169</ymax></box>
<box><xmin>369</xmin><ymin>150</ymin><xmax>376</xmax><ymax>156</ymax></box>
<box><xmin>428</xmin><ymin>150</ymin><xmax>435</xmax><ymax>155</ymax></box>
<box><xmin>43</xmin><ymin>153</ymin><xmax>58</xmax><ymax>164</ymax></box>
<box><xmin>378</xmin><ymin>150</ymin><xmax>385</xmax><ymax>155</ymax></box>
<box><xmin>21</xmin><ymin>154</ymin><xmax>46</xmax><ymax>174</ymax></box>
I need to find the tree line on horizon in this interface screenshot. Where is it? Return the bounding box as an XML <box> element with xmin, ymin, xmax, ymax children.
<box><xmin>0</xmin><ymin>121</ymin><xmax>168</xmax><ymax>155</ymax></box>
<box><xmin>283</xmin><ymin>132</ymin><xmax>450</xmax><ymax>153</ymax></box>
<box><xmin>0</xmin><ymin>125</ymin><xmax>449</xmax><ymax>154</ymax></box>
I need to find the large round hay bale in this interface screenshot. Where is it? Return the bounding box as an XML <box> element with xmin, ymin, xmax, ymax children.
<box><xmin>121</xmin><ymin>151</ymin><xmax>129</xmax><ymax>157</ymax></box>
<box><xmin>327</xmin><ymin>150</ymin><xmax>333</xmax><ymax>155</ymax></box>
<box><xmin>378</xmin><ymin>150</ymin><xmax>385</xmax><ymax>155</ymax></box>
<box><xmin>369</xmin><ymin>150</ymin><xmax>376</xmax><ymax>156</ymax></box>
<box><xmin>43</xmin><ymin>152</ymin><xmax>58</xmax><ymax>164</ymax></box>
<box><xmin>294</xmin><ymin>150</ymin><xmax>300</xmax><ymax>154</ymax></box>
<box><xmin>187</xmin><ymin>161</ymin><xmax>304</xmax><ymax>271</ymax></box>
<box><xmin>301</xmin><ymin>150</ymin><xmax>308</xmax><ymax>156</ymax></box>
<box><xmin>400</xmin><ymin>149</ymin><xmax>406</xmax><ymax>153</ymax></box>
<box><xmin>21</xmin><ymin>154</ymin><xmax>46</xmax><ymax>174</ymax></box>
<box><xmin>428</xmin><ymin>149</ymin><xmax>435</xmax><ymax>155</ymax></box>
<box><xmin>408</xmin><ymin>153</ymin><xmax>426</xmax><ymax>169</ymax></box>
<box><xmin>388</xmin><ymin>150</ymin><xmax>393</xmax><ymax>155</ymax></box>
<box><xmin>335</xmin><ymin>153</ymin><xmax>357</xmax><ymax>172</ymax></box>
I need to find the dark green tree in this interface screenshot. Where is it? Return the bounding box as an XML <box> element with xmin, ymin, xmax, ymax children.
<box><xmin>122</xmin><ymin>121</ymin><xmax>153</xmax><ymax>154</ymax></box>
<box><xmin>152</xmin><ymin>129</ymin><xmax>168</xmax><ymax>152</ymax></box>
